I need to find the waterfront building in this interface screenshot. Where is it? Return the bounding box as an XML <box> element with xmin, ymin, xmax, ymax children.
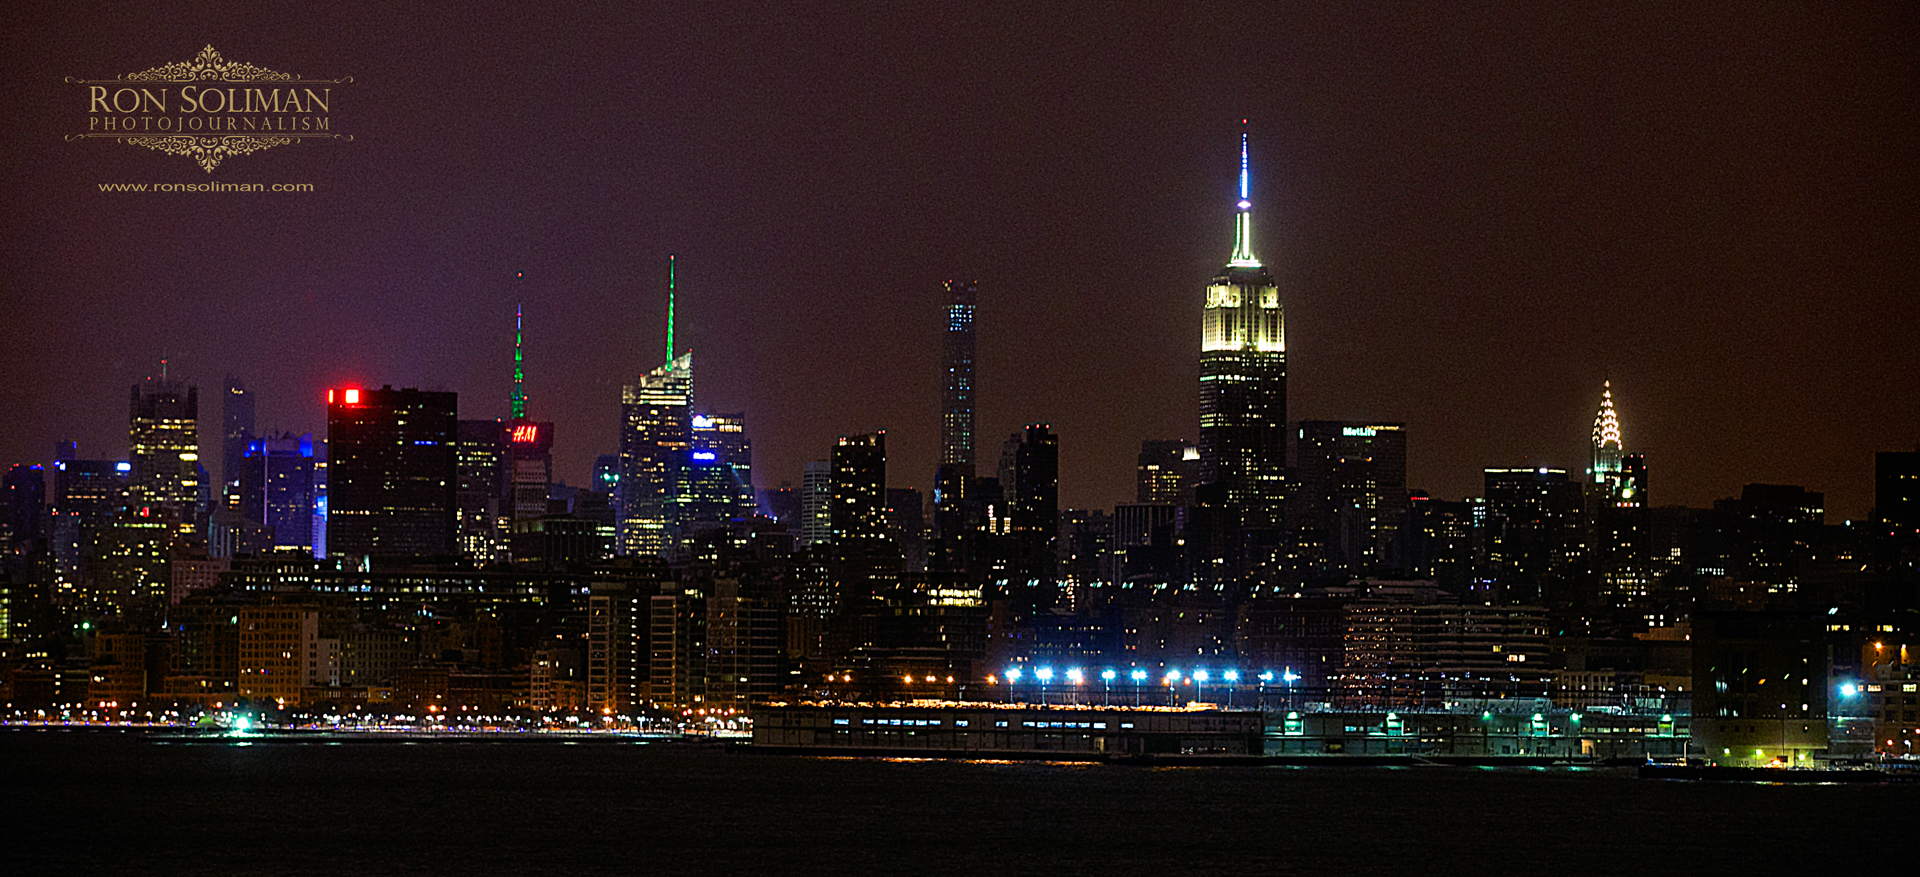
<box><xmin>236</xmin><ymin>604</ymin><xmax>320</xmax><ymax>708</ymax></box>
<box><xmin>702</xmin><ymin>573</ymin><xmax>785</xmax><ymax>710</ymax></box>
<box><xmin>1197</xmin><ymin>129</ymin><xmax>1286</xmax><ymax>587</ymax></box>
<box><xmin>1334</xmin><ymin>591</ymin><xmax>1550</xmax><ymax>707</ymax></box>
<box><xmin>650</xmin><ymin>582</ymin><xmax>707</xmax><ymax>709</ymax></box>
<box><xmin>1691</xmin><ymin>609</ymin><xmax>1828</xmax><ymax>766</ymax></box>
<box><xmin>326</xmin><ymin>386</ymin><xmax>459</xmax><ymax>563</ymax></box>
<box><xmin>753</xmin><ymin>703</ymin><xmax>1264</xmax><ymax>759</ymax></box>
<box><xmin>588</xmin><ymin>577</ymin><xmax>656</xmax><ymax>716</ymax></box>
<box><xmin>1860</xmin><ymin>638</ymin><xmax>1918</xmax><ymax>757</ymax></box>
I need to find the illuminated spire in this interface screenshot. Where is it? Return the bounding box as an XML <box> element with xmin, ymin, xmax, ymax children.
<box><xmin>510</xmin><ymin>298</ymin><xmax>527</xmax><ymax>419</ymax></box>
<box><xmin>1229</xmin><ymin>122</ymin><xmax>1260</xmax><ymax>268</ymax></box>
<box><xmin>1593</xmin><ymin>380</ymin><xmax>1621</xmax><ymax>451</ymax></box>
<box><xmin>665</xmin><ymin>253</ymin><xmax>677</xmax><ymax>366</ymax></box>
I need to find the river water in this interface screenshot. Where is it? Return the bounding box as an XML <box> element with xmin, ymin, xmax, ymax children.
<box><xmin>2</xmin><ymin>728</ymin><xmax>1908</xmax><ymax>875</ymax></box>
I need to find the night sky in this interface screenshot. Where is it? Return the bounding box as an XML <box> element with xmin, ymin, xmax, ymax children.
<box><xmin>3</xmin><ymin>3</ymin><xmax>1914</xmax><ymax>520</ymax></box>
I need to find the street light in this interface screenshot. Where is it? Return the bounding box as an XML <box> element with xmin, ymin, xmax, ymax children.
<box><xmin>1036</xmin><ymin>667</ymin><xmax>1053</xmax><ymax>704</ymax></box>
<box><xmin>1066</xmin><ymin>668</ymin><xmax>1084</xmax><ymax>704</ymax></box>
<box><xmin>1101</xmin><ymin>669</ymin><xmax>1117</xmax><ymax>705</ymax></box>
<box><xmin>1130</xmin><ymin>668</ymin><xmax>1147</xmax><ymax>705</ymax></box>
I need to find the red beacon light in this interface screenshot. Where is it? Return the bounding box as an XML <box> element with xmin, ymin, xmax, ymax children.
<box><xmin>330</xmin><ymin>388</ymin><xmax>362</xmax><ymax>406</ymax></box>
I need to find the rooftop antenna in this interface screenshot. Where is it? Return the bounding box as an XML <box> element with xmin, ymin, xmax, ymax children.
<box><xmin>666</xmin><ymin>253</ymin><xmax>677</xmax><ymax>364</ymax></box>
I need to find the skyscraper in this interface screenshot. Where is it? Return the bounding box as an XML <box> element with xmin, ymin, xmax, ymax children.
<box><xmin>1587</xmin><ymin>382</ymin><xmax>1645</xmax><ymax>504</ymax></box>
<box><xmin>1878</xmin><ymin>450</ymin><xmax>1920</xmax><ymax>529</ymax></box>
<box><xmin>831</xmin><ymin>432</ymin><xmax>886</xmax><ymax>543</ymax></box>
<box><xmin>942</xmin><ymin>280</ymin><xmax>977</xmax><ymax>469</ymax></box>
<box><xmin>1197</xmin><ymin>128</ymin><xmax>1286</xmax><ymax>585</ymax></box>
<box><xmin>221</xmin><ymin>376</ymin><xmax>254</xmax><ymax>495</ymax></box>
<box><xmin>690</xmin><ymin>412</ymin><xmax>754</xmax><ymax>519</ymax></box>
<box><xmin>128</xmin><ymin>376</ymin><xmax>203</xmax><ymax>537</ymax></box>
<box><xmin>675</xmin><ymin>412</ymin><xmax>752</xmax><ymax>544</ymax></box>
<box><xmin>456</xmin><ymin>419</ymin><xmax>507</xmax><ymax>562</ymax></box>
<box><xmin>2</xmin><ymin>464</ymin><xmax>46</xmax><ymax>587</ymax></box>
<box><xmin>49</xmin><ymin>456</ymin><xmax>128</xmax><ymax>596</ymax></box>
<box><xmin>236</xmin><ymin>432</ymin><xmax>317</xmax><ymax>553</ymax></box>
<box><xmin>618</xmin><ymin>353</ymin><xmax>691</xmax><ymax>557</ymax></box>
<box><xmin>504</xmin><ymin>304</ymin><xmax>555</xmax><ymax>562</ymax></box>
<box><xmin>326</xmin><ymin>386</ymin><xmax>458</xmax><ymax>563</ymax></box>
<box><xmin>504</xmin><ymin>419</ymin><xmax>553</xmax><ymax>561</ymax></box>
<box><xmin>617</xmin><ymin>256</ymin><xmax>695</xmax><ymax>558</ymax></box>
<box><xmin>800</xmin><ymin>460</ymin><xmax>833</xmax><ymax>548</ymax></box>
<box><xmin>1587</xmin><ymin>382</ymin><xmax>1650</xmax><ymax>606</ymax></box>
<box><xmin>1482</xmin><ymin>468</ymin><xmax>1587</xmax><ymax>605</ymax></box>
<box><xmin>1288</xmin><ymin>422</ymin><xmax>1408</xmax><ymax>581</ymax></box>
<box><xmin>1136</xmin><ymin>440</ymin><xmax>1198</xmax><ymax>506</ymax></box>
<box><xmin>933</xmin><ymin>279</ymin><xmax>978</xmax><ymax>575</ymax></box>
<box><xmin>1003</xmin><ymin>424</ymin><xmax>1059</xmax><ymax>594</ymax></box>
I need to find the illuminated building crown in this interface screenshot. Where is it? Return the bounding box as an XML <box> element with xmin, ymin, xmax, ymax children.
<box><xmin>1593</xmin><ymin>381</ymin><xmax>1621</xmax><ymax>451</ymax></box>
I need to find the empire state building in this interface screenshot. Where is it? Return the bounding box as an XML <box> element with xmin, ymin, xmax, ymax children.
<box><xmin>1198</xmin><ymin>130</ymin><xmax>1286</xmax><ymax>570</ymax></box>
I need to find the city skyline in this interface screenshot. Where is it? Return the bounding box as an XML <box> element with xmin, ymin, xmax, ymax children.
<box><xmin>3</xmin><ymin>5</ymin><xmax>1915</xmax><ymax>520</ymax></box>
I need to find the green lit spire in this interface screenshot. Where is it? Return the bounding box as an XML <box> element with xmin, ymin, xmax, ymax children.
<box><xmin>510</xmin><ymin>297</ymin><xmax>527</xmax><ymax>419</ymax></box>
<box><xmin>1229</xmin><ymin>123</ymin><xmax>1260</xmax><ymax>268</ymax></box>
<box><xmin>665</xmin><ymin>253</ymin><xmax>676</xmax><ymax>366</ymax></box>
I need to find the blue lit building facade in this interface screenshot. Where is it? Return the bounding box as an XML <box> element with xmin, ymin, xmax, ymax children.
<box><xmin>236</xmin><ymin>432</ymin><xmax>317</xmax><ymax>554</ymax></box>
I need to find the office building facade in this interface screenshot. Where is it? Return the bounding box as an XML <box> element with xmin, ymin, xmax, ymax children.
<box><xmin>128</xmin><ymin>378</ymin><xmax>203</xmax><ymax>536</ymax></box>
<box><xmin>618</xmin><ymin>353</ymin><xmax>692</xmax><ymax>557</ymax></box>
<box><xmin>327</xmin><ymin>386</ymin><xmax>458</xmax><ymax>562</ymax></box>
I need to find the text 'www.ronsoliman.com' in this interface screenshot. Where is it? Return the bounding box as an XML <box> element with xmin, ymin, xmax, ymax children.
<box><xmin>98</xmin><ymin>182</ymin><xmax>315</xmax><ymax>192</ymax></box>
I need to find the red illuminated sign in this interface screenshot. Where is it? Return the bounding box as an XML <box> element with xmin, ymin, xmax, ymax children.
<box><xmin>510</xmin><ymin>424</ymin><xmax>539</xmax><ymax>444</ymax></box>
